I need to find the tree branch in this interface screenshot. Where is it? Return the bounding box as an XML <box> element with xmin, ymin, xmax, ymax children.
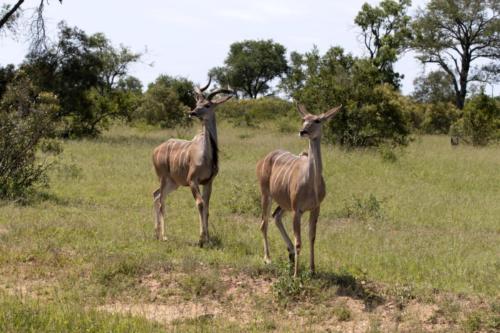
<box><xmin>0</xmin><ymin>0</ymin><xmax>24</xmax><ymax>30</ymax></box>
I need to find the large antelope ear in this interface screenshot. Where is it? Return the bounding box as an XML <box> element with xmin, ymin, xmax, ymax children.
<box><xmin>296</xmin><ymin>103</ymin><xmax>309</xmax><ymax>118</ymax></box>
<box><xmin>319</xmin><ymin>105</ymin><xmax>342</xmax><ymax>121</ymax></box>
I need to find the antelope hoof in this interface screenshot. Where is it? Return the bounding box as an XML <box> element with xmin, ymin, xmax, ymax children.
<box><xmin>198</xmin><ymin>238</ymin><xmax>205</xmax><ymax>248</ymax></box>
<box><xmin>288</xmin><ymin>252</ymin><xmax>295</xmax><ymax>263</ymax></box>
<box><xmin>156</xmin><ymin>234</ymin><xmax>167</xmax><ymax>241</ymax></box>
<box><xmin>263</xmin><ymin>256</ymin><xmax>271</xmax><ymax>265</ymax></box>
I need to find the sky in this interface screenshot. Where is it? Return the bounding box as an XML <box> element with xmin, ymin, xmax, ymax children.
<box><xmin>0</xmin><ymin>0</ymin><xmax>497</xmax><ymax>96</ymax></box>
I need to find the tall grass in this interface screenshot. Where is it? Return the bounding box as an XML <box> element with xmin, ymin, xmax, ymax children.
<box><xmin>0</xmin><ymin>123</ymin><xmax>498</xmax><ymax>330</ymax></box>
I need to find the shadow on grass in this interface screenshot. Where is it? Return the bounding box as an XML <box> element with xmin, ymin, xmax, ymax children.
<box><xmin>271</xmin><ymin>262</ymin><xmax>384</xmax><ymax>310</ymax></box>
<box><xmin>313</xmin><ymin>270</ymin><xmax>384</xmax><ymax>310</ymax></box>
<box><xmin>187</xmin><ymin>234</ymin><xmax>224</xmax><ymax>250</ymax></box>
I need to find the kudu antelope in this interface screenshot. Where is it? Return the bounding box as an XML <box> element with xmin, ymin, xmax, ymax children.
<box><xmin>256</xmin><ymin>104</ymin><xmax>342</xmax><ymax>276</ymax></box>
<box><xmin>152</xmin><ymin>78</ymin><xmax>233</xmax><ymax>246</ymax></box>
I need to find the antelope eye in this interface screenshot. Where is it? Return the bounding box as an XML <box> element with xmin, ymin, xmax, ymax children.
<box><xmin>314</xmin><ymin>119</ymin><xmax>321</xmax><ymax>124</ymax></box>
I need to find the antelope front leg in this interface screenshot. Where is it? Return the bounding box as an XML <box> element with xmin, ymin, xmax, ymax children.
<box><xmin>189</xmin><ymin>181</ymin><xmax>206</xmax><ymax>247</ymax></box>
<box><xmin>292</xmin><ymin>210</ymin><xmax>303</xmax><ymax>277</ymax></box>
<box><xmin>273</xmin><ymin>206</ymin><xmax>295</xmax><ymax>262</ymax></box>
<box><xmin>309</xmin><ymin>207</ymin><xmax>320</xmax><ymax>274</ymax></box>
<box><xmin>201</xmin><ymin>181</ymin><xmax>213</xmax><ymax>246</ymax></box>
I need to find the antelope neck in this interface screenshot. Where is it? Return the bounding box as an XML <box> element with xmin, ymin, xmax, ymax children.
<box><xmin>307</xmin><ymin>136</ymin><xmax>322</xmax><ymax>182</ymax></box>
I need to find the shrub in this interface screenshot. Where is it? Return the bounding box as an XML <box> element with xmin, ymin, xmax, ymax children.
<box><xmin>216</xmin><ymin>97</ymin><xmax>294</xmax><ymax>127</ymax></box>
<box><xmin>461</xmin><ymin>93</ymin><xmax>499</xmax><ymax>146</ymax></box>
<box><xmin>136</xmin><ymin>81</ymin><xmax>191</xmax><ymax>128</ymax></box>
<box><xmin>326</xmin><ymin>84</ymin><xmax>412</xmax><ymax>147</ymax></box>
<box><xmin>284</xmin><ymin>48</ymin><xmax>412</xmax><ymax>147</ymax></box>
<box><xmin>0</xmin><ymin>75</ymin><xmax>61</xmax><ymax>200</ymax></box>
<box><xmin>420</xmin><ymin>102</ymin><xmax>460</xmax><ymax>134</ymax></box>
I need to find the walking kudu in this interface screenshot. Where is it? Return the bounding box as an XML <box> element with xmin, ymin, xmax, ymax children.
<box><xmin>256</xmin><ymin>104</ymin><xmax>342</xmax><ymax>276</ymax></box>
<box><xmin>152</xmin><ymin>78</ymin><xmax>233</xmax><ymax>246</ymax></box>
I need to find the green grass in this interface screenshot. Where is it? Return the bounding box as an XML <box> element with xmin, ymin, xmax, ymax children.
<box><xmin>0</xmin><ymin>122</ymin><xmax>499</xmax><ymax>331</ymax></box>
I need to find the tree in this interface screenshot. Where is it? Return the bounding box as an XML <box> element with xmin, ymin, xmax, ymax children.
<box><xmin>354</xmin><ymin>0</ymin><xmax>412</xmax><ymax>88</ymax></box>
<box><xmin>23</xmin><ymin>23</ymin><xmax>141</xmax><ymax>136</ymax></box>
<box><xmin>210</xmin><ymin>40</ymin><xmax>288</xmax><ymax>98</ymax></box>
<box><xmin>0</xmin><ymin>0</ymin><xmax>63</xmax><ymax>53</ymax></box>
<box><xmin>412</xmin><ymin>0</ymin><xmax>500</xmax><ymax>109</ymax></box>
<box><xmin>283</xmin><ymin>46</ymin><xmax>411</xmax><ymax>147</ymax></box>
<box><xmin>412</xmin><ymin>70</ymin><xmax>455</xmax><ymax>104</ymax></box>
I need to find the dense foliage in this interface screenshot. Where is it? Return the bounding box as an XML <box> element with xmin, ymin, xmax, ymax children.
<box><xmin>216</xmin><ymin>97</ymin><xmax>294</xmax><ymax>127</ymax></box>
<box><xmin>282</xmin><ymin>46</ymin><xmax>412</xmax><ymax>147</ymax></box>
<box><xmin>458</xmin><ymin>93</ymin><xmax>500</xmax><ymax>145</ymax></box>
<box><xmin>22</xmin><ymin>23</ymin><xmax>141</xmax><ymax>137</ymax></box>
<box><xmin>135</xmin><ymin>75</ymin><xmax>193</xmax><ymax>128</ymax></box>
<box><xmin>0</xmin><ymin>73</ymin><xmax>61</xmax><ymax>199</ymax></box>
<box><xmin>412</xmin><ymin>0</ymin><xmax>500</xmax><ymax>109</ymax></box>
<box><xmin>210</xmin><ymin>40</ymin><xmax>288</xmax><ymax>98</ymax></box>
<box><xmin>354</xmin><ymin>0</ymin><xmax>412</xmax><ymax>88</ymax></box>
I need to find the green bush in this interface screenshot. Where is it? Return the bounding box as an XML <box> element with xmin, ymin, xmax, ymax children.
<box><xmin>460</xmin><ymin>93</ymin><xmax>500</xmax><ymax>146</ymax></box>
<box><xmin>420</xmin><ymin>102</ymin><xmax>460</xmax><ymax>134</ymax></box>
<box><xmin>326</xmin><ymin>84</ymin><xmax>412</xmax><ymax>147</ymax></box>
<box><xmin>216</xmin><ymin>97</ymin><xmax>294</xmax><ymax>127</ymax></box>
<box><xmin>285</xmin><ymin>47</ymin><xmax>412</xmax><ymax>147</ymax></box>
<box><xmin>449</xmin><ymin>93</ymin><xmax>500</xmax><ymax>146</ymax></box>
<box><xmin>135</xmin><ymin>80</ymin><xmax>191</xmax><ymax>128</ymax></box>
<box><xmin>0</xmin><ymin>75</ymin><xmax>61</xmax><ymax>200</ymax></box>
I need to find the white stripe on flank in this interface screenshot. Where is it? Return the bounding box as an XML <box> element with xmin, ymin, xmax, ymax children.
<box><xmin>272</xmin><ymin>165</ymin><xmax>286</xmax><ymax>190</ymax></box>
<box><xmin>271</xmin><ymin>152</ymin><xmax>289</xmax><ymax>171</ymax></box>
<box><xmin>271</xmin><ymin>155</ymin><xmax>296</xmax><ymax>190</ymax></box>
<box><xmin>270</xmin><ymin>152</ymin><xmax>290</xmax><ymax>190</ymax></box>
<box><xmin>280</xmin><ymin>157</ymin><xmax>297</xmax><ymax>190</ymax></box>
<box><xmin>284</xmin><ymin>158</ymin><xmax>299</xmax><ymax>190</ymax></box>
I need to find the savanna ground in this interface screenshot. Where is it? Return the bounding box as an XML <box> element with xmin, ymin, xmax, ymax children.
<box><xmin>0</xmin><ymin>122</ymin><xmax>499</xmax><ymax>332</ymax></box>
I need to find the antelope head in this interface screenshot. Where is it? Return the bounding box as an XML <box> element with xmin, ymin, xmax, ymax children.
<box><xmin>296</xmin><ymin>104</ymin><xmax>343</xmax><ymax>139</ymax></box>
<box><xmin>189</xmin><ymin>77</ymin><xmax>234</xmax><ymax>121</ymax></box>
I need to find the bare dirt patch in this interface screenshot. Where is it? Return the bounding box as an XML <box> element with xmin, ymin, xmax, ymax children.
<box><xmin>95</xmin><ymin>268</ymin><xmax>471</xmax><ymax>332</ymax></box>
<box><xmin>98</xmin><ymin>301</ymin><xmax>221</xmax><ymax>325</ymax></box>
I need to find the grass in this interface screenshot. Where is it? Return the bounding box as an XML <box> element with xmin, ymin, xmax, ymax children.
<box><xmin>0</xmin><ymin>122</ymin><xmax>499</xmax><ymax>331</ymax></box>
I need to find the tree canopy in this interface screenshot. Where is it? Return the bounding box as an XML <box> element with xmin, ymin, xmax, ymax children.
<box><xmin>354</xmin><ymin>0</ymin><xmax>412</xmax><ymax>88</ymax></box>
<box><xmin>210</xmin><ymin>39</ymin><xmax>288</xmax><ymax>98</ymax></box>
<box><xmin>23</xmin><ymin>22</ymin><xmax>141</xmax><ymax>137</ymax></box>
<box><xmin>412</xmin><ymin>0</ymin><xmax>500</xmax><ymax>109</ymax></box>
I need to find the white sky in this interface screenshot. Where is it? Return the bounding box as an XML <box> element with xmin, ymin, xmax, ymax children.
<box><xmin>0</xmin><ymin>0</ymin><xmax>498</xmax><ymax>95</ymax></box>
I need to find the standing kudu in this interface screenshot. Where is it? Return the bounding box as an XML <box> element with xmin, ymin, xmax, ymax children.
<box><xmin>152</xmin><ymin>78</ymin><xmax>233</xmax><ymax>246</ymax></box>
<box><xmin>256</xmin><ymin>104</ymin><xmax>342</xmax><ymax>276</ymax></box>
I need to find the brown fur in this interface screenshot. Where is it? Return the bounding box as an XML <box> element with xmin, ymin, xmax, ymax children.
<box><xmin>256</xmin><ymin>104</ymin><xmax>342</xmax><ymax>276</ymax></box>
<box><xmin>152</xmin><ymin>79</ymin><xmax>233</xmax><ymax>246</ymax></box>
